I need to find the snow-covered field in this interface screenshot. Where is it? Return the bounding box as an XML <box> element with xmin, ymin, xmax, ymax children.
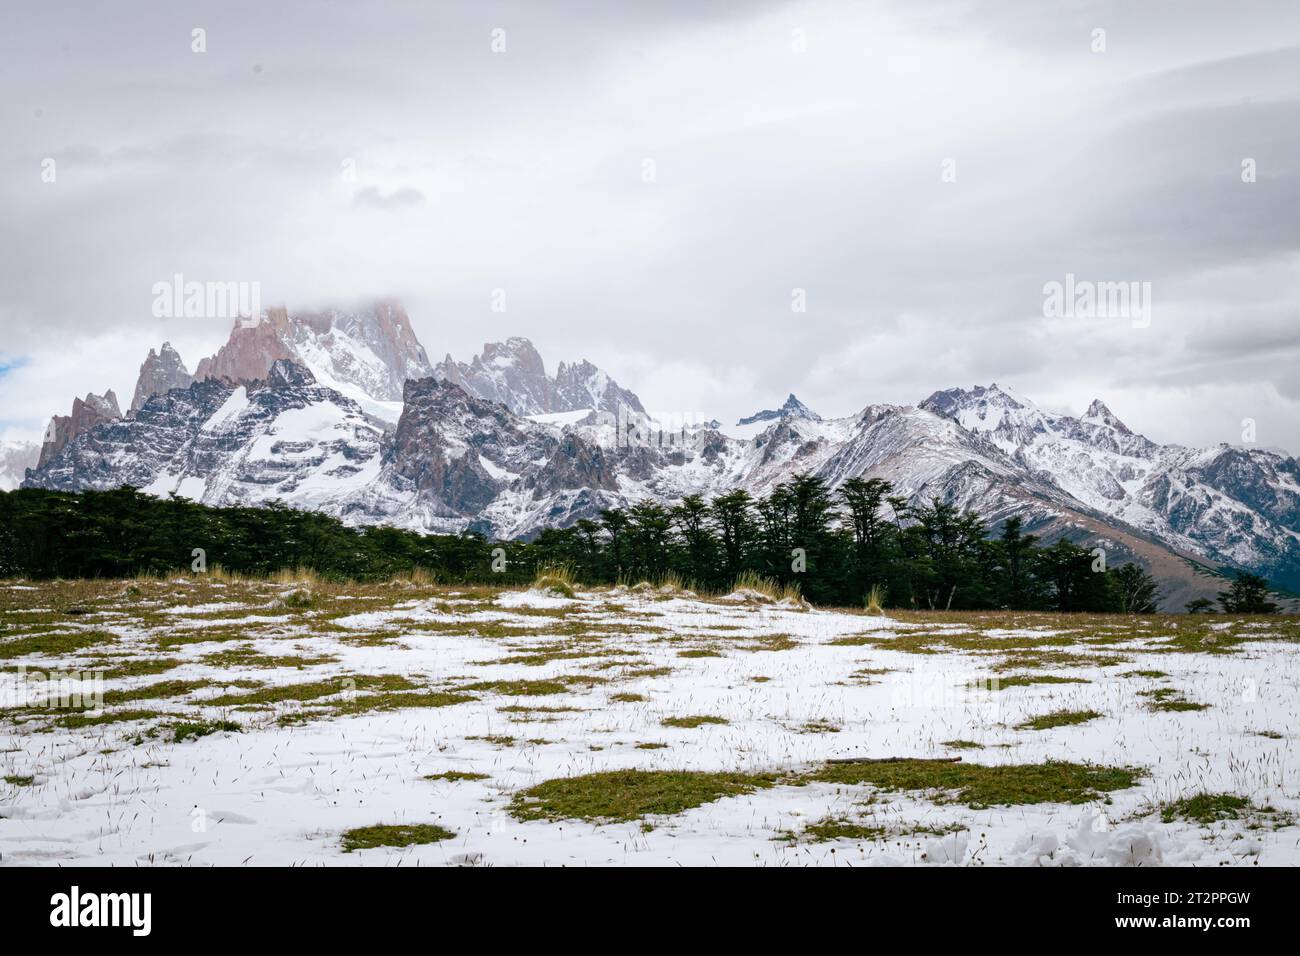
<box><xmin>2</xmin><ymin>577</ymin><xmax>1298</xmax><ymax>867</ymax></box>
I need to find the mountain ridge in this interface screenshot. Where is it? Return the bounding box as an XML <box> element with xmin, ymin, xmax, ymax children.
<box><xmin>21</xmin><ymin>303</ymin><xmax>1300</xmax><ymax>607</ymax></box>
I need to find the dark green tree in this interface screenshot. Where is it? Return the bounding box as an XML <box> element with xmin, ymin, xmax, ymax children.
<box><xmin>1217</xmin><ymin>571</ymin><xmax>1279</xmax><ymax>614</ymax></box>
<box><xmin>1111</xmin><ymin>562</ymin><xmax>1160</xmax><ymax>613</ymax></box>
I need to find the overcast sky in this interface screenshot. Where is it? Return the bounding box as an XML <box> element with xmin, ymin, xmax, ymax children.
<box><xmin>2</xmin><ymin>0</ymin><xmax>1298</xmax><ymax>452</ymax></box>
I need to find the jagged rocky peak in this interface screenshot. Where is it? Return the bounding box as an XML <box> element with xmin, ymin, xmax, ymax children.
<box><xmin>130</xmin><ymin>342</ymin><xmax>193</xmax><ymax>413</ymax></box>
<box><xmin>554</xmin><ymin>358</ymin><xmax>646</xmax><ymax>416</ymax></box>
<box><xmin>193</xmin><ymin>301</ymin><xmax>433</xmax><ymax>406</ymax></box>
<box><xmin>433</xmin><ymin>337</ymin><xmax>553</xmax><ymax>415</ymax></box>
<box><xmin>38</xmin><ymin>389</ymin><xmax>123</xmax><ymax>468</ymax></box>
<box><xmin>738</xmin><ymin>393</ymin><xmax>821</xmax><ymax>426</ymax></box>
<box><xmin>922</xmin><ymin>383</ymin><xmax>1162</xmax><ymax>463</ymax></box>
<box><xmin>83</xmin><ymin>390</ymin><xmax>122</xmax><ymax>418</ymax></box>
<box><xmin>1081</xmin><ymin>398</ymin><xmax>1132</xmax><ymax>434</ymax></box>
<box><xmin>434</xmin><ymin>337</ymin><xmax>646</xmax><ymax>416</ymax></box>
<box><xmin>922</xmin><ymin>382</ymin><xmax>1027</xmax><ymax>418</ymax></box>
<box><xmin>264</xmin><ymin>359</ymin><xmax>317</xmax><ymax>388</ymax></box>
<box><xmin>920</xmin><ymin>383</ymin><xmax>1053</xmax><ymax>443</ymax></box>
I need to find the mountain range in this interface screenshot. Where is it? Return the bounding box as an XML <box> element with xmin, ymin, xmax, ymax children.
<box><xmin>14</xmin><ymin>301</ymin><xmax>1299</xmax><ymax>609</ymax></box>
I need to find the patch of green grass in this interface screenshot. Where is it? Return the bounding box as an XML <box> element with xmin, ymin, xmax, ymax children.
<box><xmin>153</xmin><ymin>624</ymin><xmax>265</xmax><ymax>648</ymax></box>
<box><xmin>201</xmin><ymin>646</ymin><xmax>339</xmax><ymax>669</ymax></box>
<box><xmin>341</xmin><ymin>823</ymin><xmax>455</xmax><ymax>852</ymax></box>
<box><xmin>497</xmin><ymin>704</ymin><xmax>581</xmax><ymax>716</ymax></box>
<box><xmin>610</xmin><ymin>692</ymin><xmax>646</xmax><ymax>703</ymax></box>
<box><xmin>661</xmin><ymin>715</ymin><xmax>729</xmax><ymax>729</ymax></box>
<box><xmin>995</xmin><ymin>651</ymin><xmax>1129</xmax><ymax>671</ymax></box>
<box><xmin>0</xmin><ymin>629</ymin><xmax>116</xmax><ymax>660</ymax></box>
<box><xmin>942</xmin><ymin>739</ymin><xmax>984</xmax><ymax>750</ymax></box>
<box><xmin>903</xmin><ymin>822</ymin><xmax>969</xmax><ymax>838</ymax></box>
<box><xmin>1015</xmin><ymin>709</ymin><xmax>1103</xmax><ymax>731</ymax></box>
<box><xmin>3</xmin><ymin>774</ymin><xmax>35</xmax><ymax>786</ymax></box>
<box><xmin>618</xmin><ymin>665</ymin><xmax>673</xmax><ymax>679</ymax></box>
<box><xmin>424</xmin><ymin>771</ymin><xmax>489</xmax><ymax>782</ymax></box>
<box><xmin>796</xmin><ymin>720</ymin><xmax>841</xmax><ymax>734</ymax></box>
<box><xmin>677</xmin><ymin>649</ymin><xmax>722</xmax><ymax>659</ymax></box>
<box><xmin>460</xmin><ymin>679</ymin><xmax>571</xmax><ymax>697</ymax></box>
<box><xmin>810</xmin><ymin>759</ymin><xmax>1140</xmax><ymax>808</ymax></box>
<box><xmin>56</xmin><ymin>708</ymin><xmax>172</xmax><ymax>729</ymax></box>
<box><xmin>467</xmin><ymin>734</ymin><xmax>518</xmax><ymax>746</ymax></box>
<box><xmin>1153</xmin><ymin>630</ymin><xmax>1244</xmax><ymax>655</ymax></box>
<box><xmin>1140</xmin><ymin>687</ymin><xmax>1179</xmax><ymax>700</ymax></box>
<box><xmin>1150</xmin><ymin>699</ymin><xmax>1210</xmax><ymax>713</ymax></box>
<box><xmin>1122</xmin><ymin>669</ymin><xmax>1168</xmax><ymax>679</ymax></box>
<box><xmin>102</xmin><ymin>679</ymin><xmax>221</xmax><ymax>706</ymax></box>
<box><xmin>486</xmin><ymin>646</ymin><xmax>627</xmax><ymax>667</ymax></box>
<box><xmin>509</xmin><ymin>769</ymin><xmax>775</xmax><ymax>823</ymax></box>
<box><xmin>780</xmin><ymin>816</ymin><xmax>885</xmax><ymax>843</ymax></box>
<box><xmin>976</xmin><ymin>674</ymin><xmax>1090</xmax><ymax>690</ymax></box>
<box><xmin>207</xmin><ymin>674</ymin><xmax>420</xmax><ymax>706</ymax></box>
<box><xmin>91</xmin><ymin>657</ymin><xmax>183</xmax><ymax>679</ymax></box>
<box><xmin>740</xmin><ymin>634</ymin><xmax>798</xmax><ymax>652</ymax></box>
<box><xmin>635</xmin><ymin>742</ymin><xmax>669</xmax><ymax>750</ymax></box>
<box><xmin>171</xmin><ymin>719</ymin><xmax>241</xmax><ymax>742</ymax></box>
<box><xmin>1158</xmin><ymin>793</ymin><xmax>1293</xmax><ymax>828</ymax></box>
<box><xmin>1139</xmin><ymin>688</ymin><xmax>1209</xmax><ymax>713</ymax></box>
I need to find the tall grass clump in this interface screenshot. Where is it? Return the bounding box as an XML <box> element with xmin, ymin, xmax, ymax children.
<box><xmin>395</xmin><ymin>566</ymin><xmax>438</xmax><ymax>587</ymax></box>
<box><xmin>532</xmin><ymin>564</ymin><xmax>577</xmax><ymax>598</ymax></box>
<box><xmin>271</xmin><ymin>566</ymin><xmax>323</xmax><ymax>586</ymax></box>
<box><xmin>730</xmin><ymin>571</ymin><xmax>802</xmax><ymax>603</ymax></box>
<box><xmin>864</xmin><ymin>584</ymin><xmax>886</xmax><ymax>616</ymax></box>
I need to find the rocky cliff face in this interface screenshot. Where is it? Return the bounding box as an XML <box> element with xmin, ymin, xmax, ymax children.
<box><xmin>130</xmin><ymin>342</ymin><xmax>193</xmax><ymax>413</ymax></box>
<box><xmin>193</xmin><ymin>310</ymin><xmax>297</xmax><ymax>385</ymax></box>
<box><xmin>38</xmin><ymin>390</ymin><xmax>122</xmax><ymax>468</ymax></box>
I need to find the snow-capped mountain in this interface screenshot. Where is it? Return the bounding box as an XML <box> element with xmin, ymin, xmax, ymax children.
<box><xmin>32</xmin><ymin>361</ymin><xmax>385</xmax><ymax>513</ymax></box>
<box><xmin>121</xmin><ymin>306</ymin><xmax>643</xmax><ymax>430</ymax></box>
<box><xmin>433</xmin><ymin>337</ymin><xmax>645</xmax><ymax>417</ymax></box>
<box><xmin>20</xmin><ymin>311</ymin><xmax>1300</xmax><ymax>607</ymax></box>
<box><xmin>920</xmin><ymin>384</ymin><xmax>1300</xmax><ymax>590</ymax></box>
<box><xmin>187</xmin><ymin>302</ymin><xmax>433</xmax><ymax>423</ymax></box>
<box><xmin>738</xmin><ymin>393</ymin><xmax>822</xmax><ymax>426</ymax></box>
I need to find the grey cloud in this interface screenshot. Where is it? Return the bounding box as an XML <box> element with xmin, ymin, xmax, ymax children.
<box><xmin>353</xmin><ymin>187</ymin><xmax>426</xmax><ymax>210</ymax></box>
<box><xmin>1</xmin><ymin>0</ymin><xmax>1297</xmax><ymax>454</ymax></box>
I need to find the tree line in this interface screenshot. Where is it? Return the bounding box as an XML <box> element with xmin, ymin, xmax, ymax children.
<box><xmin>0</xmin><ymin>479</ymin><xmax>1281</xmax><ymax>613</ymax></box>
